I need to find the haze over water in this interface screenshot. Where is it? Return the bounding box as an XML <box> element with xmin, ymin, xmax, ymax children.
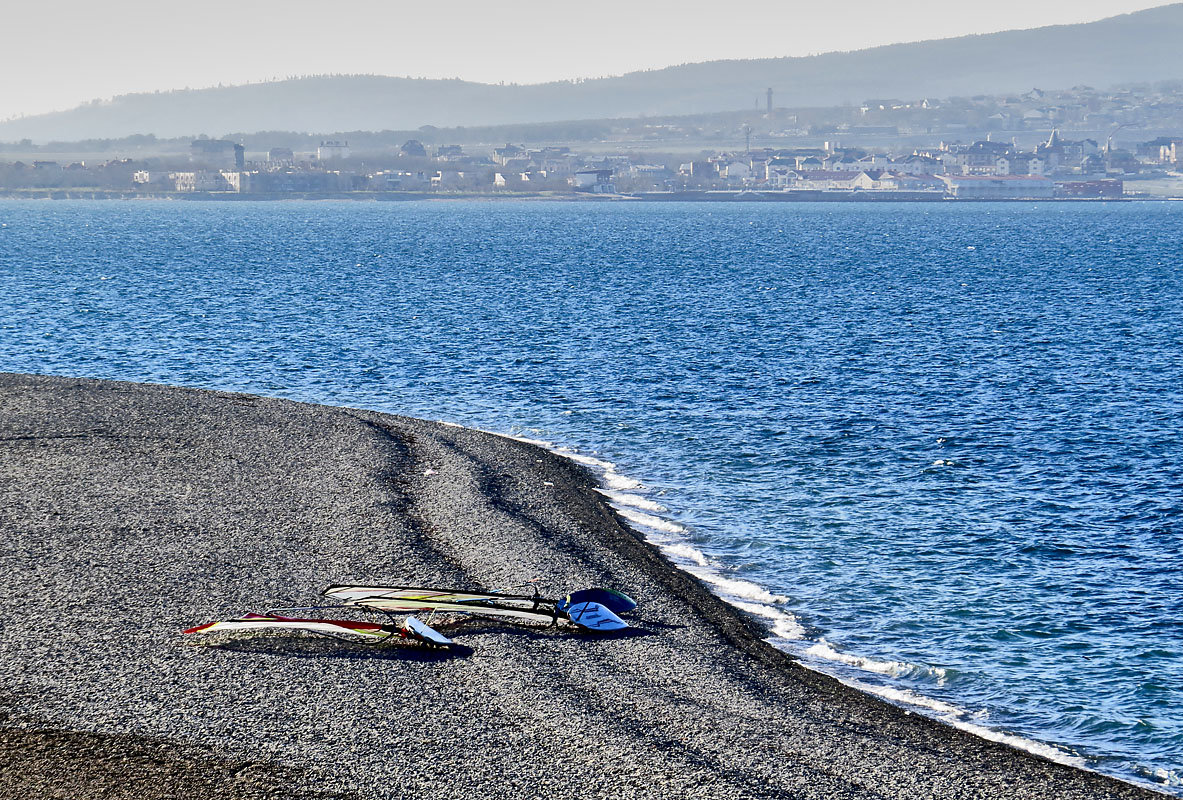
<box><xmin>1</xmin><ymin>199</ymin><xmax>1180</xmax><ymax>792</ymax></box>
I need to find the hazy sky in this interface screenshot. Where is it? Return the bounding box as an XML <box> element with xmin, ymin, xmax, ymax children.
<box><xmin>0</xmin><ymin>0</ymin><xmax>1173</xmax><ymax>120</ymax></box>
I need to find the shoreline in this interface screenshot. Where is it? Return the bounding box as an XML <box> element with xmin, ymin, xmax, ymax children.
<box><xmin>1</xmin><ymin>190</ymin><xmax>1176</xmax><ymax>202</ymax></box>
<box><xmin>426</xmin><ymin>421</ymin><xmax>1169</xmax><ymax>790</ymax></box>
<box><xmin>0</xmin><ymin>373</ymin><xmax>1169</xmax><ymax>799</ymax></box>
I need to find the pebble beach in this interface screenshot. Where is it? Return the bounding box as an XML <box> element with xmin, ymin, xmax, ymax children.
<box><xmin>0</xmin><ymin>373</ymin><xmax>1165</xmax><ymax>800</ymax></box>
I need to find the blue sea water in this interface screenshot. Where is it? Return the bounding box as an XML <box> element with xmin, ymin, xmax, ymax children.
<box><xmin>0</xmin><ymin>199</ymin><xmax>1180</xmax><ymax>791</ymax></box>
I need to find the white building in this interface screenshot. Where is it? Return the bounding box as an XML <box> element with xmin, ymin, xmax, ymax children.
<box><xmin>770</xmin><ymin>170</ymin><xmax>862</xmax><ymax>191</ymax></box>
<box><xmin>368</xmin><ymin>171</ymin><xmax>406</xmax><ymax>190</ymax></box>
<box><xmin>571</xmin><ymin>169</ymin><xmax>614</xmax><ymax>192</ymax></box>
<box><xmin>220</xmin><ymin>171</ymin><xmax>250</xmax><ymax>192</ymax></box>
<box><xmin>132</xmin><ymin>171</ymin><xmax>173</xmax><ymax>187</ymax></box>
<box><xmin>531</xmin><ymin>156</ymin><xmax>576</xmax><ymax>177</ymax></box>
<box><xmin>824</xmin><ymin>155</ymin><xmax>863</xmax><ymax>171</ymax></box>
<box><xmin>170</xmin><ymin>171</ymin><xmax>250</xmax><ymax>192</ymax></box>
<box><xmin>317</xmin><ymin>141</ymin><xmax>350</xmax><ymax>161</ymax></box>
<box><xmin>172</xmin><ymin>171</ymin><xmax>230</xmax><ymax>192</ymax></box>
<box><xmin>894</xmin><ymin>154</ymin><xmax>945</xmax><ymax>175</ymax></box>
<box><xmin>432</xmin><ymin>170</ymin><xmax>467</xmax><ymax>188</ymax></box>
<box><xmin>939</xmin><ymin>175</ymin><xmax>1055</xmax><ymax>199</ymax></box>
<box><xmin>856</xmin><ymin>154</ymin><xmax>892</xmax><ymax>170</ymax></box>
<box><xmin>721</xmin><ymin>162</ymin><xmax>751</xmax><ymax>181</ymax></box>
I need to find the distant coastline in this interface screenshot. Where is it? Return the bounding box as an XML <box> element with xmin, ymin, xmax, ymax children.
<box><xmin>0</xmin><ymin>190</ymin><xmax>1167</xmax><ymax>202</ymax></box>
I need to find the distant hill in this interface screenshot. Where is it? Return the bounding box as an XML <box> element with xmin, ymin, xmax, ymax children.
<box><xmin>4</xmin><ymin>4</ymin><xmax>1183</xmax><ymax>142</ymax></box>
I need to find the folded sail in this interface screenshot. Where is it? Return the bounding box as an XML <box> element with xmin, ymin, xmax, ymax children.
<box><xmin>183</xmin><ymin>612</ymin><xmax>391</xmax><ymax>638</ymax></box>
<box><xmin>323</xmin><ymin>584</ymin><xmax>637</xmax><ymax>614</ymax></box>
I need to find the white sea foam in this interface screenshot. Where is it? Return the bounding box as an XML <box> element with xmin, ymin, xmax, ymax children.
<box><xmin>613</xmin><ymin>506</ymin><xmax>686</xmax><ymax>534</ymax></box>
<box><xmin>832</xmin><ymin>676</ymin><xmax>1087</xmax><ymax>768</ymax></box>
<box><xmin>507</xmin><ymin>437</ymin><xmax>646</xmax><ymax>494</ymax></box>
<box><xmin>1151</xmin><ymin>767</ymin><xmax>1182</xmax><ymax>787</ymax></box>
<box><xmin>684</xmin><ymin>567</ymin><xmax>788</xmax><ymax>604</ymax></box>
<box><xmin>730</xmin><ymin>599</ymin><xmax>806</xmax><ymax>640</ymax></box>
<box><xmin>559</xmin><ymin>451</ymin><xmax>617</xmax><ymax>471</ymax></box>
<box><xmin>948</xmin><ymin>718</ymin><xmax>1086</xmax><ymax>768</ymax></box>
<box><xmin>557</xmin><ymin>448</ymin><xmax>646</xmax><ymax>491</ymax></box>
<box><xmin>806</xmin><ymin>641</ymin><xmax>914</xmax><ymax>678</ymax></box>
<box><xmin>663</xmin><ymin>543</ymin><xmax>710</xmax><ymax>566</ymax></box>
<box><xmin>602</xmin><ymin>471</ymin><xmax>644</xmax><ymax>490</ymax></box>
<box><xmin>596</xmin><ymin>489</ymin><xmax>668</xmax><ymax>513</ymax></box>
<box><xmin>804</xmin><ymin>641</ymin><xmax>948</xmax><ymax>684</ymax></box>
<box><xmin>840</xmin><ymin>677</ymin><xmax>963</xmax><ymax>716</ymax></box>
<box><xmin>772</xmin><ymin>617</ymin><xmax>808</xmax><ymax>641</ymax></box>
<box><xmin>505</xmin><ymin>433</ymin><xmax>556</xmax><ymax>449</ymax></box>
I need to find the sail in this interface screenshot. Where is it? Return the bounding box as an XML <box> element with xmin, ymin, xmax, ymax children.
<box><xmin>183</xmin><ymin>613</ymin><xmax>391</xmax><ymax>638</ymax></box>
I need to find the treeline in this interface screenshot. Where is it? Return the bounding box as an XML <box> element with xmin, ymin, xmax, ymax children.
<box><xmin>0</xmin><ymin>119</ymin><xmax>619</xmax><ymax>154</ymax></box>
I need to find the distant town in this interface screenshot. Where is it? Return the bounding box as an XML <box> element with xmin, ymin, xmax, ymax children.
<box><xmin>4</xmin><ymin>82</ymin><xmax>1183</xmax><ymax>201</ymax></box>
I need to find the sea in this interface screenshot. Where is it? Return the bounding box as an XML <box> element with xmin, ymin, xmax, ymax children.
<box><xmin>1</xmin><ymin>198</ymin><xmax>1180</xmax><ymax>792</ymax></box>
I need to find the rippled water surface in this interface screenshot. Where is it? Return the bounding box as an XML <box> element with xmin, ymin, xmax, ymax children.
<box><xmin>1</xmin><ymin>199</ymin><xmax>1180</xmax><ymax>790</ymax></box>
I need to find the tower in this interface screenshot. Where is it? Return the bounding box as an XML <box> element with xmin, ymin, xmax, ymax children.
<box><xmin>766</xmin><ymin>87</ymin><xmax>773</xmax><ymax>115</ymax></box>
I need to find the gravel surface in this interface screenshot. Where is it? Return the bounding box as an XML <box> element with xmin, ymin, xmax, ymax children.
<box><xmin>0</xmin><ymin>373</ymin><xmax>1163</xmax><ymax>800</ymax></box>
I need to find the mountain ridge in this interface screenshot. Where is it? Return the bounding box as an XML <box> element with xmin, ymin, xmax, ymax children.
<box><xmin>4</xmin><ymin>3</ymin><xmax>1182</xmax><ymax>141</ymax></box>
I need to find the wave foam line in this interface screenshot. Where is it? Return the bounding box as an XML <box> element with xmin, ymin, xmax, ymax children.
<box><xmin>663</xmin><ymin>543</ymin><xmax>710</xmax><ymax>567</ymax></box>
<box><xmin>446</xmin><ymin>425</ymin><xmax>644</xmax><ymax>491</ymax></box>
<box><xmin>1148</xmin><ymin>767</ymin><xmax>1182</xmax><ymax>788</ymax></box>
<box><xmin>835</xmin><ymin>676</ymin><xmax>1086</xmax><ymax>768</ymax></box>
<box><xmin>504</xmin><ymin>432</ymin><xmax>556</xmax><ymax>449</ymax></box>
<box><xmin>558</xmin><ymin>450</ymin><xmax>644</xmax><ymax>490</ymax></box>
<box><xmin>684</xmin><ymin>566</ymin><xmax>789</xmax><ymax>605</ymax></box>
<box><xmin>841</xmin><ymin>677</ymin><xmax>963</xmax><ymax>716</ymax></box>
<box><xmin>595</xmin><ymin>489</ymin><xmax>669</xmax><ymax>513</ymax></box>
<box><xmin>730</xmin><ymin>599</ymin><xmax>807</xmax><ymax>640</ymax></box>
<box><xmin>613</xmin><ymin>505</ymin><xmax>686</xmax><ymax>534</ymax></box>
<box><xmin>948</xmin><ymin>718</ymin><xmax>1087</xmax><ymax>768</ymax></box>
<box><xmin>602</xmin><ymin>472</ymin><xmax>644</xmax><ymax>491</ymax></box>
<box><xmin>558</xmin><ymin>450</ymin><xmax>618</xmax><ymax>472</ymax></box>
<box><xmin>550</xmin><ymin>448</ymin><xmax>647</xmax><ymax>491</ymax></box>
<box><xmin>805</xmin><ymin>641</ymin><xmax>948</xmax><ymax>684</ymax></box>
<box><xmin>497</xmin><ymin>435</ymin><xmax>789</xmax><ymax>616</ymax></box>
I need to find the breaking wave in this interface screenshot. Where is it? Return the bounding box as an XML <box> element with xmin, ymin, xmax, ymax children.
<box><xmin>595</xmin><ymin>489</ymin><xmax>669</xmax><ymax>514</ymax></box>
<box><xmin>835</xmin><ymin>677</ymin><xmax>1086</xmax><ymax>768</ymax></box>
<box><xmin>804</xmin><ymin>641</ymin><xmax>948</xmax><ymax>684</ymax></box>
